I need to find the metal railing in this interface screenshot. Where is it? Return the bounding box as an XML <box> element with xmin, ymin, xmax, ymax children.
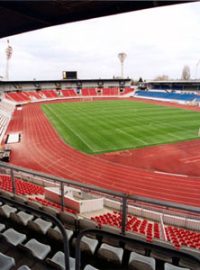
<box><xmin>0</xmin><ymin>196</ymin><xmax>70</xmax><ymax>270</ymax></box>
<box><xmin>0</xmin><ymin>161</ymin><xmax>200</xmax><ymax>234</ymax></box>
<box><xmin>0</xmin><ymin>161</ymin><xmax>200</xmax><ymax>269</ymax></box>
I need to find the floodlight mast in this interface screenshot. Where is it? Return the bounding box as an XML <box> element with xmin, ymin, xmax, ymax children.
<box><xmin>195</xmin><ymin>59</ymin><xmax>200</xmax><ymax>79</ymax></box>
<box><xmin>118</xmin><ymin>52</ymin><xmax>127</xmax><ymax>78</ymax></box>
<box><xmin>5</xmin><ymin>39</ymin><xmax>13</xmax><ymax>81</ymax></box>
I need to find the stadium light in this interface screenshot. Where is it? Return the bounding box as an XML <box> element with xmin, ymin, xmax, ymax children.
<box><xmin>195</xmin><ymin>59</ymin><xmax>200</xmax><ymax>79</ymax></box>
<box><xmin>5</xmin><ymin>39</ymin><xmax>13</xmax><ymax>81</ymax></box>
<box><xmin>118</xmin><ymin>52</ymin><xmax>127</xmax><ymax>78</ymax></box>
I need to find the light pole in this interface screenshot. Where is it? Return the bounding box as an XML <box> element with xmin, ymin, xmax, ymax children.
<box><xmin>195</xmin><ymin>59</ymin><xmax>200</xmax><ymax>79</ymax></box>
<box><xmin>118</xmin><ymin>52</ymin><xmax>127</xmax><ymax>78</ymax></box>
<box><xmin>5</xmin><ymin>39</ymin><xmax>13</xmax><ymax>81</ymax></box>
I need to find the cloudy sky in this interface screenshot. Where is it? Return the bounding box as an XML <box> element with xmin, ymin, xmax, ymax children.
<box><xmin>0</xmin><ymin>1</ymin><xmax>200</xmax><ymax>81</ymax></box>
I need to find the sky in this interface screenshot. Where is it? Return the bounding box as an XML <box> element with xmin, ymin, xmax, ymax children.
<box><xmin>1</xmin><ymin>1</ymin><xmax>200</xmax><ymax>81</ymax></box>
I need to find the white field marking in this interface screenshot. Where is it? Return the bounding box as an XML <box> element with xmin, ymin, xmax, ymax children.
<box><xmin>181</xmin><ymin>155</ymin><xmax>200</xmax><ymax>162</ymax></box>
<box><xmin>92</xmin><ymin>146</ymin><xmax>124</xmax><ymax>153</ymax></box>
<box><xmin>180</xmin><ymin>155</ymin><xmax>198</xmax><ymax>162</ymax></box>
<box><xmin>46</xmin><ymin>105</ymin><xmax>95</xmax><ymax>152</ymax></box>
<box><xmin>116</xmin><ymin>128</ymin><xmax>148</xmax><ymax>145</ymax></box>
<box><xmin>154</xmin><ymin>171</ymin><xmax>188</xmax><ymax>177</ymax></box>
<box><xmin>183</xmin><ymin>158</ymin><xmax>200</xmax><ymax>164</ymax></box>
<box><xmin>126</xmin><ymin>124</ymin><xmax>166</xmax><ymax>143</ymax></box>
<box><xmin>63</xmin><ymin>123</ymin><xmax>96</xmax><ymax>151</ymax></box>
<box><xmin>152</xmin><ymin>122</ymin><xmax>184</xmax><ymax>140</ymax></box>
<box><xmin>45</xmin><ymin>157</ymin><xmax>66</xmax><ymax>169</ymax></box>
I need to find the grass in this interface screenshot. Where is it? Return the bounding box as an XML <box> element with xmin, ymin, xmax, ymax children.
<box><xmin>42</xmin><ymin>100</ymin><xmax>200</xmax><ymax>154</ymax></box>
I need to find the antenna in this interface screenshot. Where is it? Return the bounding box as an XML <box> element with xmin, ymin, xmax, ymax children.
<box><xmin>5</xmin><ymin>39</ymin><xmax>13</xmax><ymax>81</ymax></box>
<box><xmin>118</xmin><ymin>52</ymin><xmax>127</xmax><ymax>78</ymax></box>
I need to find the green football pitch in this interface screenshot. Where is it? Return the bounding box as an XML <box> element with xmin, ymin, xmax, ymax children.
<box><xmin>42</xmin><ymin>100</ymin><xmax>200</xmax><ymax>154</ymax></box>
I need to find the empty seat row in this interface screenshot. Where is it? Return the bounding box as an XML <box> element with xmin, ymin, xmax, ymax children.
<box><xmin>4</xmin><ymin>88</ymin><xmax>133</xmax><ymax>105</ymax></box>
<box><xmin>30</xmin><ymin>196</ymin><xmax>77</xmax><ymax>214</ymax></box>
<box><xmin>0</xmin><ymin>175</ymin><xmax>44</xmax><ymax>196</ymax></box>
<box><xmin>91</xmin><ymin>211</ymin><xmax>160</xmax><ymax>241</ymax></box>
<box><xmin>0</xmin><ymin>195</ymin><xmax>199</xmax><ymax>270</ymax></box>
<box><xmin>165</xmin><ymin>225</ymin><xmax>200</xmax><ymax>250</ymax></box>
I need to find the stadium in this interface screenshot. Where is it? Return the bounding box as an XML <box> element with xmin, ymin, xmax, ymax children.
<box><xmin>0</xmin><ymin>1</ymin><xmax>199</xmax><ymax>270</ymax></box>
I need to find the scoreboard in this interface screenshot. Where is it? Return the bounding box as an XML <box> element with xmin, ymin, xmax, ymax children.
<box><xmin>62</xmin><ymin>71</ymin><xmax>77</xmax><ymax>79</ymax></box>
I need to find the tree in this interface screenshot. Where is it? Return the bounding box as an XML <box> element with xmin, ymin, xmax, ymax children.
<box><xmin>138</xmin><ymin>77</ymin><xmax>143</xmax><ymax>83</ymax></box>
<box><xmin>154</xmin><ymin>75</ymin><xmax>169</xmax><ymax>81</ymax></box>
<box><xmin>181</xmin><ymin>65</ymin><xmax>190</xmax><ymax>80</ymax></box>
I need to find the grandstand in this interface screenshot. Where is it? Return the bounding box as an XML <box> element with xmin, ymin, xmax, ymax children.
<box><xmin>0</xmin><ymin>1</ymin><xmax>199</xmax><ymax>270</ymax></box>
<box><xmin>0</xmin><ymin>83</ymin><xmax>200</xmax><ymax>269</ymax></box>
<box><xmin>134</xmin><ymin>90</ymin><xmax>199</xmax><ymax>104</ymax></box>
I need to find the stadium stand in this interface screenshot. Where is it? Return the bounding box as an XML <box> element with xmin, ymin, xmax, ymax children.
<box><xmin>5</xmin><ymin>92</ymin><xmax>31</xmax><ymax>103</ymax></box>
<box><xmin>0</xmin><ymin>89</ymin><xmax>200</xmax><ymax>269</ymax></box>
<box><xmin>0</xmin><ymin>100</ymin><xmax>15</xmax><ymax>143</ymax></box>
<box><xmin>2</xmin><ymin>87</ymin><xmax>133</xmax><ymax>105</ymax></box>
<box><xmin>62</xmin><ymin>89</ymin><xmax>77</xmax><ymax>97</ymax></box>
<box><xmin>0</xmin><ymin>175</ymin><xmax>44</xmax><ymax>196</ymax></box>
<box><xmin>0</xmin><ymin>1</ymin><xmax>198</xmax><ymax>269</ymax></box>
<box><xmin>41</xmin><ymin>90</ymin><xmax>58</xmax><ymax>99</ymax></box>
<box><xmin>82</xmin><ymin>88</ymin><xmax>97</xmax><ymax>96</ymax></box>
<box><xmin>119</xmin><ymin>87</ymin><xmax>133</xmax><ymax>95</ymax></box>
<box><xmin>0</xmin><ymin>161</ymin><xmax>199</xmax><ymax>269</ymax></box>
<box><xmin>134</xmin><ymin>90</ymin><xmax>200</xmax><ymax>103</ymax></box>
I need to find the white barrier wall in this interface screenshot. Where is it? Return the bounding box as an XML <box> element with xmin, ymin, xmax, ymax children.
<box><xmin>104</xmin><ymin>198</ymin><xmax>200</xmax><ymax>231</ymax></box>
<box><xmin>44</xmin><ymin>186</ymin><xmax>103</xmax><ymax>213</ymax></box>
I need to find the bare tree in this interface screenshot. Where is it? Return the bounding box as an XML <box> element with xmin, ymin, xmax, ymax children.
<box><xmin>181</xmin><ymin>65</ymin><xmax>190</xmax><ymax>80</ymax></box>
<box><xmin>154</xmin><ymin>74</ymin><xmax>169</xmax><ymax>81</ymax></box>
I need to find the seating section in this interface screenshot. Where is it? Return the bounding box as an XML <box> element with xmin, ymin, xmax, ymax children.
<box><xmin>10</xmin><ymin>211</ymin><xmax>34</xmax><ymax>226</ymax></box>
<box><xmin>0</xmin><ymin>196</ymin><xmax>199</xmax><ymax>270</ymax></box>
<box><xmin>29</xmin><ymin>196</ymin><xmax>77</xmax><ymax>214</ymax></box>
<box><xmin>97</xmin><ymin>243</ymin><xmax>124</xmax><ymax>264</ymax></box>
<box><xmin>135</xmin><ymin>90</ymin><xmax>199</xmax><ymax>102</ymax></box>
<box><xmin>0</xmin><ymin>175</ymin><xmax>44</xmax><ymax>196</ymax></box>
<box><xmin>101</xmin><ymin>87</ymin><xmax>119</xmax><ymax>96</ymax></box>
<box><xmin>84</xmin><ymin>265</ymin><xmax>99</xmax><ymax>270</ymax></box>
<box><xmin>120</xmin><ymin>87</ymin><xmax>133</xmax><ymax>95</ymax></box>
<box><xmin>0</xmin><ymin>204</ymin><xmax>17</xmax><ymax>218</ymax></box>
<box><xmin>27</xmin><ymin>217</ymin><xmax>53</xmax><ymax>235</ymax></box>
<box><xmin>47</xmin><ymin>225</ymin><xmax>74</xmax><ymax>242</ymax></box>
<box><xmin>5</xmin><ymin>92</ymin><xmax>31</xmax><ymax>102</ymax></box>
<box><xmin>61</xmin><ymin>89</ymin><xmax>77</xmax><ymax>97</ymax></box>
<box><xmin>26</xmin><ymin>91</ymin><xmax>43</xmax><ymax>100</ymax></box>
<box><xmin>164</xmin><ymin>263</ymin><xmax>190</xmax><ymax>270</ymax></box>
<box><xmin>0</xmin><ymin>114</ymin><xmax>9</xmax><ymax>140</ymax></box>
<box><xmin>82</xmin><ymin>88</ymin><xmax>98</xmax><ymax>96</ymax></box>
<box><xmin>3</xmin><ymin>87</ymin><xmax>133</xmax><ymax>104</ymax></box>
<box><xmin>91</xmin><ymin>212</ymin><xmax>200</xmax><ymax>252</ymax></box>
<box><xmin>41</xmin><ymin>90</ymin><xmax>58</xmax><ymax>98</ymax></box>
<box><xmin>17</xmin><ymin>265</ymin><xmax>31</xmax><ymax>270</ymax></box>
<box><xmin>46</xmin><ymin>251</ymin><xmax>75</xmax><ymax>269</ymax></box>
<box><xmin>128</xmin><ymin>251</ymin><xmax>156</xmax><ymax>270</ymax></box>
<box><xmin>0</xmin><ymin>252</ymin><xmax>15</xmax><ymax>270</ymax></box>
<box><xmin>1</xmin><ymin>228</ymin><xmax>26</xmax><ymax>246</ymax></box>
<box><xmin>0</xmin><ymin>173</ymin><xmax>199</xmax><ymax>255</ymax></box>
<box><xmin>0</xmin><ymin>101</ymin><xmax>14</xmax><ymax>142</ymax></box>
<box><xmin>91</xmin><ymin>212</ymin><xmax>160</xmax><ymax>242</ymax></box>
<box><xmin>165</xmin><ymin>225</ymin><xmax>200</xmax><ymax>250</ymax></box>
<box><xmin>20</xmin><ymin>238</ymin><xmax>51</xmax><ymax>260</ymax></box>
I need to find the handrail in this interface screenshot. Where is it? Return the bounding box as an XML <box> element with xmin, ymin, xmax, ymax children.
<box><xmin>0</xmin><ymin>161</ymin><xmax>200</xmax><ymax>213</ymax></box>
<box><xmin>75</xmin><ymin>228</ymin><xmax>200</xmax><ymax>270</ymax></box>
<box><xmin>0</xmin><ymin>195</ymin><xmax>70</xmax><ymax>270</ymax></box>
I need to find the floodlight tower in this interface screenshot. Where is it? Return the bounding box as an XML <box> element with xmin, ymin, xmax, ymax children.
<box><xmin>195</xmin><ymin>59</ymin><xmax>200</xmax><ymax>79</ymax></box>
<box><xmin>5</xmin><ymin>39</ymin><xmax>13</xmax><ymax>81</ymax></box>
<box><xmin>118</xmin><ymin>52</ymin><xmax>127</xmax><ymax>78</ymax></box>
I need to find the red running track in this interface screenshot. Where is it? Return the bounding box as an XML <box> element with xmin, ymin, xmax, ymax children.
<box><xmin>4</xmin><ymin>101</ymin><xmax>200</xmax><ymax>208</ymax></box>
